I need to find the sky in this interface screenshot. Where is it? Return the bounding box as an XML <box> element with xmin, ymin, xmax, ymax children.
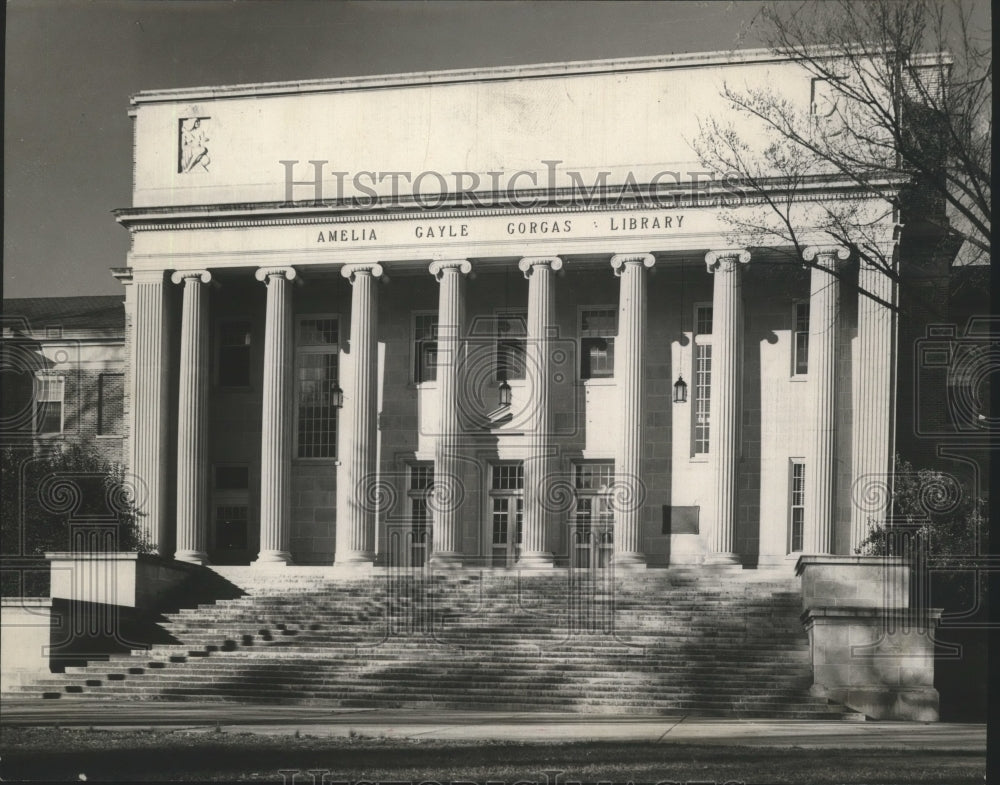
<box><xmin>2</xmin><ymin>0</ymin><xmax>775</xmax><ymax>299</ymax></box>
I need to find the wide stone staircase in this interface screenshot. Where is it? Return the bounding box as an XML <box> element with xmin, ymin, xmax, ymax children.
<box><xmin>7</xmin><ymin>568</ymin><xmax>858</xmax><ymax>718</ymax></box>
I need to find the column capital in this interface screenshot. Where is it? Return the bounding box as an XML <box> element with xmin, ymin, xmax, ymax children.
<box><xmin>341</xmin><ymin>263</ymin><xmax>384</xmax><ymax>283</ymax></box>
<box><xmin>429</xmin><ymin>259</ymin><xmax>472</xmax><ymax>281</ymax></box>
<box><xmin>170</xmin><ymin>270</ymin><xmax>212</xmax><ymax>285</ymax></box>
<box><xmin>705</xmin><ymin>249</ymin><xmax>751</xmax><ymax>272</ymax></box>
<box><xmin>803</xmin><ymin>245</ymin><xmax>851</xmax><ymax>268</ymax></box>
<box><xmin>255</xmin><ymin>266</ymin><xmax>298</xmax><ymax>283</ymax></box>
<box><xmin>610</xmin><ymin>253</ymin><xmax>655</xmax><ymax>276</ymax></box>
<box><xmin>518</xmin><ymin>256</ymin><xmax>563</xmax><ymax>279</ymax></box>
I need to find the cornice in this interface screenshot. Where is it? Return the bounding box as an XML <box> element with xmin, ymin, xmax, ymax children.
<box><xmin>129</xmin><ymin>46</ymin><xmax>953</xmax><ymax>106</ymax></box>
<box><xmin>115</xmin><ymin>175</ymin><xmax>903</xmax><ymax>233</ymax></box>
<box><xmin>127</xmin><ymin>48</ymin><xmax>829</xmax><ymax>106</ymax></box>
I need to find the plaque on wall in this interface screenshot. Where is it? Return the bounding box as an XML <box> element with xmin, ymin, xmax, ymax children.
<box><xmin>663</xmin><ymin>505</ymin><xmax>699</xmax><ymax>535</ymax></box>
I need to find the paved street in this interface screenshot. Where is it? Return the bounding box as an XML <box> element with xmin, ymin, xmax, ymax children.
<box><xmin>0</xmin><ymin>700</ymin><xmax>985</xmax><ymax>750</ymax></box>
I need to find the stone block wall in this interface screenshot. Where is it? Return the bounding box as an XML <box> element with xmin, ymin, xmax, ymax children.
<box><xmin>0</xmin><ymin>598</ymin><xmax>53</xmax><ymax>692</ymax></box>
<box><xmin>805</xmin><ymin>607</ymin><xmax>941</xmax><ymax>721</ymax></box>
<box><xmin>797</xmin><ymin>555</ymin><xmax>940</xmax><ymax>720</ymax></box>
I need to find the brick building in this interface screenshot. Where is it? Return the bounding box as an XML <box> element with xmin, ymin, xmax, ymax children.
<box><xmin>1</xmin><ymin>296</ymin><xmax>126</xmax><ymax>465</ymax></box>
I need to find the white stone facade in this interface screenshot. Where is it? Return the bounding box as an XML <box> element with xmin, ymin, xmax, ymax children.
<box><xmin>114</xmin><ymin>50</ymin><xmax>899</xmax><ymax>569</ymax></box>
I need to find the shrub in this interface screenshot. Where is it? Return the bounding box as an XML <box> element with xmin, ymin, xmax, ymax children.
<box><xmin>855</xmin><ymin>454</ymin><xmax>988</xmax><ymax>615</ymax></box>
<box><xmin>0</xmin><ymin>444</ymin><xmax>151</xmax><ymax>596</ymax></box>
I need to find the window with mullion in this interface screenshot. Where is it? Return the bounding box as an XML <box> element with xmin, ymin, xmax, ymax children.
<box><xmin>789</xmin><ymin>460</ymin><xmax>806</xmax><ymax>553</ymax></box>
<box><xmin>413</xmin><ymin>313</ymin><xmax>438</xmax><ymax>383</ymax></box>
<box><xmin>692</xmin><ymin>303</ymin><xmax>713</xmax><ymax>455</ymax></box>
<box><xmin>793</xmin><ymin>302</ymin><xmax>810</xmax><ymax>375</ymax></box>
<box><xmin>491</xmin><ymin>462</ymin><xmax>524</xmax><ymax>491</ymax></box>
<box><xmin>573</xmin><ymin>461</ymin><xmax>615</xmax><ymax>529</ymax></box>
<box><xmin>580</xmin><ymin>307</ymin><xmax>617</xmax><ymax>379</ymax></box>
<box><xmin>295</xmin><ymin>316</ymin><xmax>339</xmax><ymax>459</ymax></box>
<box><xmin>35</xmin><ymin>374</ymin><xmax>64</xmax><ymax>435</ymax></box>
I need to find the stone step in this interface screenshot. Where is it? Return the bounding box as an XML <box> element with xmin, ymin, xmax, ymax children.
<box><xmin>45</xmin><ymin>664</ymin><xmax>811</xmax><ymax>687</ymax></box>
<box><xmin>11</xmin><ymin>570</ymin><xmax>845</xmax><ymax>719</ymax></box>
<box><xmin>154</xmin><ymin>631</ymin><xmax>810</xmax><ymax>648</ymax></box>
<box><xmin>22</xmin><ymin>689</ymin><xmax>846</xmax><ymax>718</ymax></box>
<box><xmin>119</xmin><ymin>649</ymin><xmax>810</xmax><ymax>668</ymax></box>
<box><xmin>19</xmin><ymin>678</ymin><xmax>827</xmax><ymax>702</ymax></box>
<box><xmin>21</xmin><ymin>672</ymin><xmax>814</xmax><ymax>693</ymax></box>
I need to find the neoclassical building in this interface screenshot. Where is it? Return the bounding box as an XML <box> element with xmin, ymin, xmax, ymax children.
<box><xmin>112</xmin><ymin>49</ymin><xmax>907</xmax><ymax>570</ymax></box>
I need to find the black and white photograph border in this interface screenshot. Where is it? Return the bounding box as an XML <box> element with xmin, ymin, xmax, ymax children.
<box><xmin>1</xmin><ymin>1</ymin><xmax>994</xmax><ymax>783</ymax></box>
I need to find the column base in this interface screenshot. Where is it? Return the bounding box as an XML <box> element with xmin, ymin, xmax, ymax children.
<box><xmin>174</xmin><ymin>550</ymin><xmax>209</xmax><ymax>566</ymax></box>
<box><xmin>334</xmin><ymin>552</ymin><xmax>375</xmax><ymax>568</ymax></box>
<box><xmin>252</xmin><ymin>550</ymin><xmax>294</xmax><ymax>566</ymax></box>
<box><xmin>702</xmin><ymin>552</ymin><xmax>742</xmax><ymax>567</ymax></box>
<box><xmin>516</xmin><ymin>552</ymin><xmax>555</xmax><ymax>570</ymax></box>
<box><xmin>612</xmin><ymin>552</ymin><xmax>647</xmax><ymax>570</ymax></box>
<box><xmin>428</xmin><ymin>552</ymin><xmax>464</xmax><ymax>569</ymax></box>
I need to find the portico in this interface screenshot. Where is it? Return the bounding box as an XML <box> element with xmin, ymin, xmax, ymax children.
<box><xmin>115</xmin><ymin>238</ymin><xmax>896</xmax><ymax>570</ymax></box>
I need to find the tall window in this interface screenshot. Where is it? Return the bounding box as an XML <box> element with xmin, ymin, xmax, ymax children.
<box><xmin>413</xmin><ymin>312</ymin><xmax>438</xmax><ymax>383</ymax></box>
<box><xmin>490</xmin><ymin>462</ymin><xmax>524</xmax><ymax>567</ymax></box>
<box><xmin>696</xmin><ymin>303</ymin><xmax>713</xmax><ymax>336</ymax></box>
<box><xmin>789</xmin><ymin>460</ymin><xmax>806</xmax><ymax>553</ymax></box>
<box><xmin>793</xmin><ymin>302</ymin><xmax>810</xmax><ymax>375</ymax></box>
<box><xmin>693</xmin><ymin>304</ymin><xmax>713</xmax><ymax>455</ymax></box>
<box><xmin>218</xmin><ymin>321</ymin><xmax>252</xmax><ymax>387</ymax></box>
<box><xmin>495</xmin><ymin>311</ymin><xmax>527</xmax><ymax>381</ymax></box>
<box><xmin>98</xmin><ymin>373</ymin><xmax>124</xmax><ymax>436</ymax></box>
<box><xmin>295</xmin><ymin>316</ymin><xmax>339</xmax><ymax>459</ymax></box>
<box><xmin>573</xmin><ymin>461</ymin><xmax>615</xmax><ymax>568</ymax></box>
<box><xmin>35</xmin><ymin>374</ymin><xmax>64</xmax><ymax>435</ymax></box>
<box><xmin>580</xmin><ymin>308</ymin><xmax>617</xmax><ymax>379</ymax></box>
<box><xmin>408</xmin><ymin>463</ymin><xmax>434</xmax><ymax>567</ymax></box>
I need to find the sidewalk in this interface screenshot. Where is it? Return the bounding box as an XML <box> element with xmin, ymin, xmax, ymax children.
<box><xmin>0</xmin><ymin>699</ymin><xmax>985</xmax><ymax>751</ymax></box>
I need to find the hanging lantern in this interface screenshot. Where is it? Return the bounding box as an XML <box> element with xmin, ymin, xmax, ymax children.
<box><xmin>330</xmin><ymin>382</ymin><xmax>344</xmax><ymax>409</ymax></box>
<box><xmin>673</xmin><ymin>374</ymin><xmax>688</xmax><ymax>404</ymax></box>
<box><xmin>675</xmin><ymin>259</ymin><xmax>689</xmax><ymax>405</ymax></box>
<box><xmin>498</xmin><ymin>377</ymin><xmax>512</xmax><ymax>408</ymax></box>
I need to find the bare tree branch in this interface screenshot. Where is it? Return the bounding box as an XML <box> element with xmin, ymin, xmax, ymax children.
<box><xmin>693</xmin><ymin>0</ymin><xmax>991</xmax><ymax>312</ymax></box>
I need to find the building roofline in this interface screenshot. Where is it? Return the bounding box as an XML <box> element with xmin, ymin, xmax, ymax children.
<box><xmin>129</xmin><ymin>45</ymin><xmax>952</xmax><ymax>105</ymax></box>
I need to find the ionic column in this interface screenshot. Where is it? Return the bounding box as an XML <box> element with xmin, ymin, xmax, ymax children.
<box><xmin>254</xmin><ymin>266</ymin><xmax>297</xmax><ymax>565</ymax></box>
<box><xmin>517</xmin><ymin>256</ymin><xmax>563</xmax><ymax>569</ymax></box>
<box><xmin>129</xmin><ymin>270</ymin><xmax>171</xmax><ymax>554</ymax></box>
<box><xmin>850</xmin><ymin>252</ymin><xmax>898</xmax><ymax>550</ymax></box>
<box><xmin>704</xmin><ymin>249</ymin><xmax>751</xmax><ymax>566</ymax></box>
<box><xmin>610</xmin><ymin>253</ymin><xmax>655</xmax><ymax>569</ymax></box>
<box><xmin>334</xmin><ymin>263</ymin><xmax>383</xmax><ymax>566</ymax></box>
<box><xmin>170</xmin><ymin>270</ymin><xmax>212</xmax><ymax>564</ymax></box>
<box><xmin>803</xmin><ymin>245</ymin><xmax>849</xmax><ymax>554</ymax></box>
<box><xmin>428</xmin><ymin>259</ymin><xmax>471</xmax><ymax>568</ymax></box>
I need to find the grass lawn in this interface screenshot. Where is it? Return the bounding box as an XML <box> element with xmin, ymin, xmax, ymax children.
<box><xmin>0</xmin><ymin>727</ymin><xmax>986</xmax><ymax>783</ymax></box>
